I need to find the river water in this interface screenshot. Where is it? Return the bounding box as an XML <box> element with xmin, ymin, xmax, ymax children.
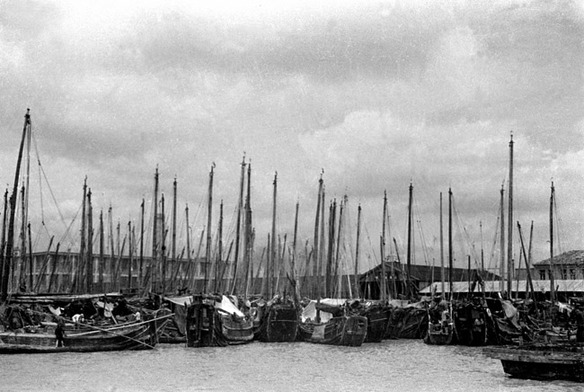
<box><xmin>1</xmin><ymin>339</ymin><xmax>582</xmax><ymax>392</ymax></box>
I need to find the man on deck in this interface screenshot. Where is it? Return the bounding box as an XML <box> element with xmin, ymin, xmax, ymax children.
<box><xmin>55</xmin><ymin>319</ymin><xmax>65</xmax><ymax>347</ymax></box>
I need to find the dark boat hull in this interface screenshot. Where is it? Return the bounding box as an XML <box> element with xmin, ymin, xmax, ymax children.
<box><xmin>258</xmin><ymin>303</ymin><xmax>299</xmax><ymax>342</ymax></box>
<box><xmin>0</xmin><ymin>320</ymin><xmax>159</xmax><ymax>354</ymax></box>
<box><xmin>186</xmin><ymin>296</ymin><xmax>254</xmax><ymax>347</ymax></box>
<box><xmin>362</xmin><ymin>305</ymin><xmax>391</xmax><ymax>343</ymax></box>
<box><xmin>424</xmin><ymin>322</ymin><xmax>455</xmax><ymax>345</ymax></box>
<box><xmin>485</xmin><ymin>344</ymin><xmax>584</xmax><ymax>382</ymax></box>
<box><xmin>299</xmin><ymin>316</ymin><xmax>368</xmax><ymax>346</ymax></box>
<box><xmin>386</xmin><ymin>306</ymin><xmax>427</xmax><ymax>339</ymax></box>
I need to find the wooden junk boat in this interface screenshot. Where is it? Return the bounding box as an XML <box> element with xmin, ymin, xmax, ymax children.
<box><xmin>298</xmin><ymin>299</ymin><xmax>368</xmax><ymax>347</ymax></box>
<box><xmin>0</xmin><ymin>317</ymin><xmax>166</xmax><ymax>354</ymax></box>
<box><xmin>186</xmin><ymin>294</ymin><xmax>254</xmax><ymax>347</ymax></box>
<box><xmin>255</xmin><ymin>296</ymin><xmax>299</xmax><ymax>342</ymax></box>
<box><xmin>354</xmin><ymin>300</ymin><xmax>391</xmax><ymax>343</ymax></box>
<box><xmin>425</xmin><ymin>299</ymin><xmax>456</xmax><ymax>345</ymax></box>
<box><xmin>484</xmin><ymin>343</ymin><xmax>584</xmax><ymax>382</ymax></box>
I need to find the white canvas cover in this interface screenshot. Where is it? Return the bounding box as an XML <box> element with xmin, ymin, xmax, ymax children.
<box><xmin>301</xmin><ymin>298</ymin><xmax>347</xmax><ymax>323</ymax></box>
<box><xmin>216</xmin><ymin>295</ymin><xmax>245</xmax><ymax>318</ymax></box>
<box><xmin>165</xmin><ymin>295</ymin><xmax>193</xmax><ymax>307</ymax></box>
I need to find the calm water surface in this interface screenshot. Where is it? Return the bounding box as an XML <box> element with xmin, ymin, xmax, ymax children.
<box><xmin>1</xmin><ymin>340</ymin><xmax>582</xmax><ymax>392</ymax></box>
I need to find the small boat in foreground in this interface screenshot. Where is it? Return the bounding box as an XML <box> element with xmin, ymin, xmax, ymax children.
<box><xmin>484</xmin><ymin>343</ymin><xmax>584</xmax><ymax>382</ymax></box>
<box><xmin>0</xmin><ymin>316</ymin><xmax>168</xmax><ymax>354</ymax></box>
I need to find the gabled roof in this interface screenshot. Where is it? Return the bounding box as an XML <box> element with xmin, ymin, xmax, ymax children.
<box><xmin>533</xmin><ymin>250</ymin><xmax>584</xmax><ymax>267</ymax></box>
<box><xmin>420</xmin><ymin>279</ymin><xmax>584</xmax><ymax>294</ymax></box>
<box><xmin>360</xmin><ymin>261</ymin><xmax>499</xmax><ymax>282</ymax></box>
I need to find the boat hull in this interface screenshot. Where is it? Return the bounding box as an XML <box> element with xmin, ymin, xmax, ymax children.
<box><xmin>0</xmin><ymin>320</ymin><xmax>159</xmax><ymax>354</ymax></box>
<box><xmin>257</xmin><ymin>303</ymin><xmax>299</xmax><ymax>342</ymax></box>
<box><xmin>424</xmin><ymin>322</ymin><xmax>455</xmax><ymax>345</ymax></box>
<box><xmin>485</xmin><ymin>344</ymin><xmax>584</xmax><ymax>382</ymax></box>
<box><xmin>299</xmin><ymin>316</ymin><xmax>368</xmax><ymax>346</ymax></box>
<box><xmin>362</xmin><ymin>305</ymin><xmax>391</xmax><ymax>343</ymax></box>
<box><xmin>186</xmin><ymin>295</ymin><xmax>254</xmax><ymax>347</ymax></box>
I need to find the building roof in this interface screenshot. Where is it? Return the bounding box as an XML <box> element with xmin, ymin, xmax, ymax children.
<box><xmin>360</xmin><ymin>261</ymin><xmax>499</xmax><ymax>283</ymax></box>
<box><xmin>534</xmin><ymin>250</ymin><xmax>584</xmax><ymax>267</ymax></box>
<box><xmin>420</xmin><ymin>279</ymin><xmax>584</xmax><ymax>294</ymax></box>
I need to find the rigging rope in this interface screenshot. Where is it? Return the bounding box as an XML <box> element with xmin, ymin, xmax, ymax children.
<box><xmin>32</xmin><ymin>133</ymin><xmax>71</xmax><ymax>237</ymax></box>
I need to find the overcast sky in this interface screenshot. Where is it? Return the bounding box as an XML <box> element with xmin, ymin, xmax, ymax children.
<box><xmin>1</xmin><ymin>0</ymin><xmax>583</xmax><ymax>275</ymax></box>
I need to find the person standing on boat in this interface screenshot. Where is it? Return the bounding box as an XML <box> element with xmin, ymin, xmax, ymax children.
<box><xmin>55</xmin><ymin>319</ymin><xmax>65</xmax><ymax>347</ymax></box>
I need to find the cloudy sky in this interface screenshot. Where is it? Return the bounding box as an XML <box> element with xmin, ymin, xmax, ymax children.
<box><xmin>1</xmin><ymin>0</ymin><xmax>583</xmax><ymax>275</ymax></box>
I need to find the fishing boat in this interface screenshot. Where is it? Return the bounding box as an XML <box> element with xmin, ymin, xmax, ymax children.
<box><xmin>155</xmin><ymin>296</ymin><xmax>190</xmax><ymax>344</ymax></box>
<box><xmin>298</xmin><ymin>299</ymin><xmax>368</xmax><ymax>346</ymax></box>
<box><xmin>357</xmin><ymin>300</ymin><xmax>391</xmax><ymax>343</ymax></box>
<box><xmin>484</xmin><ymin>343</ymin><xmax>584</xmax><ymax>382</ymax></box>
<box><xmin>256</xmin><ymin>296</ymin><xmax>299</xmax><ymax>342</ymax></box>
<box><xmin>185</xmin><ymin>294</ymin><xmax>254</xmax><ymax>347</ymax></box>
<box><xmin>425</xmin><ymin>191</ymin><xmax>456</xmax><ymax>345</ymax></box>
<box><xmin>386</xmin><ymin>299</ymin><xmax>428</xmax><ymax>339</ymax></box>
<box><xmin>425</xmin><ymin>299</ymin><xmax>456</xmax><ymax>345</ymax></box>
<box><xmin>0</xmin><ymin>317</ymin><xmax>166</xmax><ymax>354</ymax></box>
<box><xmin>453</xmin><ymin>297</ymin><xmax>491</xmax><ymax>346</ymax></box>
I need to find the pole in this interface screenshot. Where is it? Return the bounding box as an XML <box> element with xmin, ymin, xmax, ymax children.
<box><xmin>448</xmin><ymin>188</ymin><xmax>453</xmax><ymax>301</ymax></box>
<box><xmin>499</xmin><ymin>184</ymin><xmax>505</xmax><ymax>295</ymax></box>
<box><xmin>1</xmin><ymin>109</ymin><xmax>30</xmax><ymax>301</ymax></box>
<box><xmin>204</xmin><ymin>164</ymin><xmax>214</xmax><ymax>292</ymax></box>
<box><xmin>86</xmin><ymin>188</ymin><xmax>93</xmax><ymax>293</ymax></box>
<box><xmin>354</xmin><ymin>204</ymin><xmax>361</xmax><ymax>299</ymax></box>
<box><xmin>549</xmin><ymin>182</ymin><xmax>555</xmax><ymax>303</ymax></box>
<box><xmin>152</xmin><ymin>168</ymin><xmax>159</xmax><ymax>291</ymax></box>
<box><xmin>269</xmin><ymin>172</ymin><xmax>277</xmax><ymax>298</ymax></box>
<box><xmin>232</xmin><ymin>155</ymin><xmax>246</xmax><ymax>293</ymax></box>
<box><xmin>440</xmin><ymin>192</ymin><xmax>445</xmax><ymax>299</ymax></box>
<box><xmin>406</xmin><ymin>182</ymin><xmax>413</xmax><ymax>299</ymax></box>
<box><xmin>507</xmin><ymin>134</ymin><xmax>514</xmax><ymax>297</ymax></box>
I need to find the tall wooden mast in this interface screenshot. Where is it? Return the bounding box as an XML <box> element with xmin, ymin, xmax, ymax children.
<box><xmin>172</xmin><ymin>177</ymin><xmax>177</xmax><ymax>292</ymax></box>
<box><xmin>215</xmin><ymin>200</ymin><xmax>224</xmax><ymax>292</ymax></box>
<box><xmin>448</xmin><ymin>188</ymin><xmax>453</xmax><ymax>301</ymax></box>
<box><xmin>354</xmin><ymin>204</ymin><xmax>362</xmax><ymax>299</ymax></box>
<box><xmin>506</xmin><ymin>134</ymin><xmax>514</xmax><ymax>297</ymax></box>
<box><xmin>232</xmin><ymin>155</ymin><xmax>246</xmax><ymax>293</ymax></box>
<box><xmin>318</xmin><ymin>186</ymin><xmax>326</xmax><ymax>298</ymax></box>
<box><xmin>406</xmin><ymin>182</ymin><xmax>413</xmax><ymax>299</ymax></box>
<box><xmin>499</xmin><ymin>184</ymin><xmax>505</xmax><ymax>294</ymax></box>
<box><xmin>0</xmin><ymin>189</ymin><xmax>8</xmax><ymax>294</ymax></box>
<box><xmin>86</xmin><ymin>188</ymin><xmax>93</xmax><ymax>293</ymax></box>
<box><xmin>269</xmin><ymin>172</ymin><xmax>277</xmax><ymax>298</ymax></box>
<box><xmin>312</xmin><ymin>172</ymin><xmax>323</xmax><ymax>297</ymax></box>
<box><xmin>99</xmin><ymin>210</ymin><xmax>104</xmax><ymax>293</ymax></box>
<box><xmin>204</xmin><ymin>163</ymin><xmax>214</xmax><ymax>292</ymax></box>
<box><xmin>76</xmin><ymin>177</ymin><xmax>87</xmax><ymax>294</ymax></box>
<box><xmin>139</xmin><ymin>199</ymin><xmax>144</xmax><ymax>289</ymax></box>
<box><xmin>291</xmin><ymin>200</ymin><xmax>299</xmax><ymax>301</ymax></box>
<box><xmin>127</xmin><ymin>220</ymin><xmax>133</xmax><ymax>290</ymax></box>
<box><xmin>160</xmin><ymin>193</ymin><xmax>166</xmax><ymax>294</ymax></box>
<box><xmin>1</xmin><ymin>110</ymin><xmax>30</xmax><ymax>300</ymax></box>
<box><xmin>326</xmin><ymin>200</ymin><xmax>336</xmax><ymax>298</ymax></box>
<box><xmin>334</xmin><ymin>196</ymin><xmax>345</xmax><ymax>298</ymax></box>
<box><xmin>440</xmin><ymin>192</ymin><xmax>445</xmax><ymax>299</ymax></box>
<box><xmin>243</xmin><ymin>162</ymin><xmax>253</xmax><ymax>297</ymax></box>
<box><xmin>380</xmin><ymin>191</ymin><xmax>388</xmax><ymax>301</ymax></box>
<box><xmin>151</xmin><ymin>167</ymin><xmax>159</xmax><ymax>291</ymax></box>
<box><xmin>183</xmin><ymin>204</ymin><xmax>190</xmax><ymax>290</ymax></box>
<box><xmin>549</xmin><ymin>182</ymin><xmax>556</xmax><ymax>303</ymax></box>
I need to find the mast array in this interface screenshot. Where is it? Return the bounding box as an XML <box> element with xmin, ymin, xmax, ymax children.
<box><xmin>0</xmin><ymin>109</ymin><xmax>567</xmax><ymax>312</ymax></box>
